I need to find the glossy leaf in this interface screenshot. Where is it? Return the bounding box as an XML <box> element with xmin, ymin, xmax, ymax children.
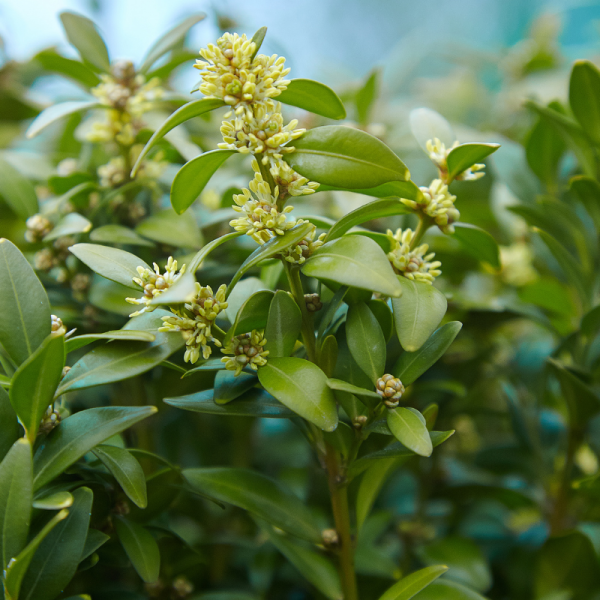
<box><xmin>326</xmin><ymin>197</ymin><xmax>411</xmax><ymax>242</ymax></box>
<box><xmin>452</xmin><ymin>224</ymin><xmax>500</xmax><ymax>269</ymax></box>
<box><xmin>317</xmin><ymin>285</ymin><xmax>348</xmax><ymax>340</ymax></box>
<box><xmin>33</xmin><ymin>406</ymin><xmax>157</xmax><ymax>490</ymax></box>
<box><xmin>258</xmin><ymin>357</ymin><xmax>338</xmax><ymax>431</ymax></box>
<box><xmin>115</xmin><ymin>517</ymin><xmax>160</xmax><ymax>583</ymax></box>
<box><xmin>149</xmin><ymin>272</ymin><xmax>197</xmax><ymax>306</ymax></box>
<box><xmin>318</xmin><ymin>180</ymin><xmax>423</xmax><ymax>202</ymax></box>
<box><xmin>0</xmin><ymin>439</ymin><xmax>32</xmax><ymax>572</ymax></box>
<box><xmin>569</xmin><ymin>60</ymin><xmax>600</xmax><ymax>144</ymax></box>
<box><xmin>413</xmin><ymin>579</ymin><xmax>489</xmax><ymax>600</ymax></box>
<box><xmin>90</xmin><ymin>224</ymin><xmax>155</xmax><ymax>247</ymax></box>
<box><xmin>250</xmin><ymin>26</ymin><xmax>267</xmax><ymax>60</ymax></box>
<box><xmin>0</xmin><ymin>388</ymin><xmax>21</xmax><ymax>462</ymax></box>
<box><xmin>303</xmin><ymin>235</ymin><xmax>402</xmax><ymax>297</ymax></box>
<box><xmin>346</xmin><ymin>302</ymin><xmax>386</xmax><ymax>383</ymax></box>
<box><xmin>228</xmin><ymin>290</ymin><xmax>274</xmax><ymax>338</ymax></box>
<box><xmin>43</xmin><ymin>213</ymin><xmax>91</xmax><ymax>242</ymax></box>
<box><xmin>20</xmin><ymin>487</ymin><xmax>93</xmax><ymax>600</ymax></box>
<box><xmin>0</xmin><ymin>158</ymin><xmax>39</xmax><ymax>218</ymax></box>
<box><xmin>184</xmin><ymin>467</ymin><xmax>321</xmax><ymax>542</ymax></box>
<box><xmin>136</xmin><ymin>208</ymin><xmax>203</xmax><ymax>249</ymax></box>
<box><xmin>387</xmin><ymin>407</ymin><xmax>432</xmax><ymax>457</ymax></box>
<box><xmin>318</xmin><ymin>335</ymin><xmax>338</xmax><ymax>378</ymax></box>
<box><xmin>35</xmin><ymin>49</ymin><xmax>100</xmax><ymax>88</ymax></box>
<box><xmin>171</xmin><ymin>149</ymin><xmax>236</xmax><ymax>214</ymax></box>
<box><xmin>139</xmin><ymin>14</ymin><xmax>205</xmax><ymax>72</ymax></box>
<box><xmin>188</xmin><ymin>231</ymin><xmax>243</xmax><ymax>273</ymax></box>
<box><xmin>59</xmin><ymin>11</ymin><xmax>110</xmax><ymax>71</ymax></box>
<box><xmin>409</xmin><ymin>108</ymin><xmax>456</xmax><ymax>151</ymax></box>
<box><xmin>326</xmin><ymin>378</ymin><xmax>380</xmax><ymax>402</ymax></box>
<box><xmin>93</xmin><ymin>445</ymin><xmax>147</xmax><ymax>508</ymax></box>
<box><xmin>368</xmin><ymin>299</ymin><xmax>394</xmax><ymax>341</ymax></box>
<box><xmin>65</xmin><ymin>329</ymin><xmax>156</xmax><ymax>354</ymax></box>
<box><xmin>277</xmin><ymin>78</ymin><xmax>346</xmax><ymax>119</ymax></box>
<box><xmin>0</xmin><ymin>239</ymin><xmax>51</xmax><ymax>365</ymax></box>
<box><xmin>214</xmin><ymin>371</ymin><xmax>258</xmax><ymax>405</ymax></box>
<box><xmin>32</xmin><ymin>491</ymin><xmax>73</xmax><ymax>510</ymax></box>
<box><xmin>392</xmin><ymin>277</ymin><xmax>447</xmax><ymax>352</ymax></box>
<box><xmin>26</xmin><ymin>101</ymin><xmax>102</xmax><ymax>139</ymax></box>
<box><xmin>446</xmin><ymin>143</ymin><xmax>499</xmax><ymax>182</ymax></box>
<box><xmin>393</xmin><ymin>322</ymin><xmax>462</xmax><ymax>385</ymax></box>
<box><xmin>284</xmin><ymin>125</ymin><xmax>409</xmax><ymax>189</ymax></box>
<box><xmin>265</xmin><ymin>291</ymin><xmax>302</xmax><ymax>357</ymax></box>
<box><xmin>10</xmin><ymin>334</ymin><xmax>65</xmax><ymax>442</ymax></box>
<box><xmin>378</xmin><ymin>565</ymin><xmax>448</xmax><ymax>600</ymax></box>
<box><xmin>69</xmin><ymin>243</ymin><xmax>150</xmax><ymax>289</ymax></box>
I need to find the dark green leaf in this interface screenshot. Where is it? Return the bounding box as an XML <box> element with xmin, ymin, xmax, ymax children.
<box><xmin>214</xmin><ymin>371</ymin><xmax>258</xmax><ymax>405</ymax></box>
<box><xmin>326</xmin><ymin>378</ymin><xmax>380</xmax><ymax>402</ymax></box>
<box><xmin>368</xmin><ymin>299</ymin><xmax>394</xmax><ymax>341</ymax></box>
<box><xmin>59</xmin><ymin>11</ymin><xmax>110</xmax><ymax>71</ymax></box>
<box><xmin>277</xmin><ymin>79</ymin><xmax>346</xmax><ymax>120</ymax></box>
<box><xmin>65</xmin><ymin>329</ymin><xmax>156</xmax><ymax>354</ymax></box>
<box><xmin>451</xmin><ymin>224</ymin><xmax>500</xmax><ymax>269</ymax></box>
<box><xmin>0</xmin><ymin>158</ymin><xmax>39</xmax><ymax>218</ymax></box>
<box><xmin>446</xmin><ymin>143</ymin><xmax>499</xmax><ymax>182</ymax></box>
<box><xmin>378</xmin><ymin>565</ymin><xmax>449</xmax><ymax>600</ymax></box>
<box><xmin>264</xmin><ymin>291</ymin><xmax>302</xmax><ymax>358</ymax></box>
<box><xmin>346</xmin><ymin>302</ymin><xmax>386</xmax><ymax>383</ymax></box>
<box><xmin>387</xmin><ymin>407</ymin><xmax>432</xmax><ymax>457</ymax></box>
<box><xmin>570</xmin><ymin>175</ymin><xmax>600</xmax><ymax>229</ymax></box>
<box><xmin>569</xmin><ymin>59</ymin><xmax>600</xmax><ymax>144</ymax></box>
<box><xmin>80</xmin><ymin>529</ymin><xmax>110</xmax><ymax>562</ymax></box>
<box><xmin>114</xmin><ymin>517</ymin><xmax>160</xmax><ymax>583</ymax></box>
<box><xmin>318</xmin><ymin>335</ymin><xmax>338</xmax><ymax>378</ymax></box>
<box><xmin>26</xmin><ymin>100</ymin><xmax>102</xmax><ymax>139</ymax></box>
<box><xmin>228</xmin><ymin>290</ymin><xmax>274</xmax><ymax>339</ymax></box>
<box><xmin>0</xmin><ymin>388</ymin><xmax>20</xmax><ymax>462</ymax></box>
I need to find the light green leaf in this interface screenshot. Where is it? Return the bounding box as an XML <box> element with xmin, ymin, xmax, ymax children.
<box><xmin>10</xmin><ymin>335</ymin><xmax>64</xmax><ymax>442</ymax></box>
<box><xmin>35</xmin><ymin>49</ymin><xmax>100</xmax><ymax>88</ymax></box>
<box><xmin>409</xmin><ymin>108</ymin><xmax>456</xmax><ymax>151</ymax></box>
<box><xmin>446</xmin><ymin>143</ymin><xmax>499</xmax><ymax>182</ymax></box>
<box><xmin>318</xmin><ymin>335</ymin><xmax>338</xmax><ymax>378</ymax></box>
<box><xmin>90</xmin><ymin>224</ymin><xmax>154</xmax><ymax>247</ymax></box>
<box><xmin>265</xmin><ymin>291</ymin><xmax>302</xmax><ymax>358</ymax></box>
<box><xmin>392</xmin><ymin>277</ymin><xmax>447</xmax><ymax>352</ymax></box>
<box><xmin>136</xmin><ymin>208</ymin><xmax>203</xmax><ymax>249</ymax></box>
<box><xmin>114</xmin><ymin>517</ymin><xmax>160</xmax><ymax>583</ymax></box>
<box><xmin>284</xmin><ymin>125</ymin><xmax>409</xmax><ymax>189</ymax></box>
<box><xmin>149</xmin><ymin>272</ymin><xmax>197</xmax><ymax>306</ymax></box>
<box><xmin>356</xmin><ymin>68</ymin><xmax>379</xmax><ymax>125</ymax></box>
<box><xmin>318</xmin><ymin>180</ymin><xmax>424</xmax><ymax>202</ymax></box>
<box><xmin>26</xmin><ymin>101</ymin><xmax>102</xmax><ymax>139</ymax></box>
<box><xmin>171</xmin><ymin>149</ymin><xmax>236</xmax><ymax>214</ymax></box>
<box><xmin>227</xmin><ymin>290</ymin><xmax>274</xmax><ymax>339</ymax></box>
<box><xmin>250</xmin><ymin>26</ymin><xmax>268</xmax><ymax>60</ymax></box>
<box><xmin>0</xmin><ymin>239</ymin><xmax>51</xmax><ymax>366</ymax></box>
<box><xmin>139</xmin><ymin>14</ymin><xmax>205</xmax><ymax>72</ymax></box>
<box><xmin>20</xmin><ymin>487</ymin><xmax>93</xmax><ymax>600</ymax></box>
<box><xmin>0</xmin><ymin>158</ymin><xmax>39</xmax><ymax>218</ymax></box>
<box><xmin>184</xmin><ymin>467</ymin><xmax>322</xmax><ymax>543</ymax></box>
<box><xmin>303</xmin><ymin>235</ymin><xmax>402</xmax><ymax>297</ymax></box>
<box><xmin>59</xmin><ymin>11</ymin><xmax>110</xmax><ymax>71</ymax></box>
<box><xmin>569</xmin><ymin>60</ymin><xmax>600</xmax><ymax>145</ymax></box>
<box><xmin>378</xmin><ymin>565</ymin><xmax>449</xmax><ymax>600</ymax></box>
<box><xmin>387</xmin><ymin>407</ymin><xmax>432</xmax><ymax>457</ymax></box>
<box><xmin>258</xmin><ymin>357</ymin><xmax>338</xmax><ymax>432</ymax></box>
<box><xmin>0</xmin><ymin>439</ymin><xmax>32</xmax><ymax>572</ymax></box>
<box><xmin>188</xmin><ymin>231</ymin><xmax>243</xmax><ymax>273</ymax></box>
<box><xmin>451</xmin><ymin>224</ymin><xmax>500</xmax><ymax>269</ymax></box>
<box><xmin>214</xmin><ymin>371</ymin><xmax>258</xmax><ymax>405</ymax></box>
<box><xmin>33</xmin><ymin>406</ymin><xmax>157</xmax><ymax>491</ymax></box>
<box><xmin>413</xmin><ymin>579</ymin><xmax>489</xmax><ymax>599</ymax></box>
<box><xmin>277</xmin><ymin>79</ymin><xmax>346</xmax><ymax>120</ymax></box>
<box><xmin>326</xmin><ymin>378</ymin><xmax>380</xmax><ymax>403</ymax></box>
<box><xmin>571</xmin><ymin>176</ymin><xmax>600</xmax><ymax>229</ymax></box>
<box><xmin>43</xmin><ymin>213</ymin><xmax>92</xmax><ymax>241</ymax></box>
<box><xmin>32</xmin><ymin>491</ymin><xmax>73</xmax><ymax>510</ymax></box>
<box><xmin>393</xmin><ymin>322</ymin><xmax>462</xmax><ymax>385</ymax></box>
<box><xmin>346</xmin><ymin>302</ymin><xmax>386</xmax><ymax>383</ymax></box>
<box><xmin>65</xmin><ymin>329</ymin><xmax>156</xmax><ymax>354</ymax></box>
<box><xmin>93</xmin><ymin>445</ymin><xmax>147</xmax><ymax>508</ymax></box>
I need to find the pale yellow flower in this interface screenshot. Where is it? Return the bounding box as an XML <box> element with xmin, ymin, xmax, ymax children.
<box><xmin>221</xmin><ymin>329</ymin><xmax>269</xmax><ymax>376</ymax></box>
<box><xmin>386</xmin><ymin>228</ymin><xmax>442</xmax><ymax>284</ymax></box>
<box><xmin>402</xmin><ymin>179</ymin><xmax>460</xmax><ymax>234</ymax></box>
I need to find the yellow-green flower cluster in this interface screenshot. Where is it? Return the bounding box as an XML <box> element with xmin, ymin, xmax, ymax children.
<box><xmin>426</xmin><ymin>138</ymin><xmax>486</xmax><ymax>182</ymax></box>
<box><xmin>376</xmin><ymin>374</ymin><xmax>405</xmax><ymax>408</ymax></box>
<box><xmin>159</xmin><ymin>283</ymin><xmax>228</xmax><ymax>364</ymax></box>
<box><xmin>230</xmin><ymin>168</ymin><xmax>298</xmax><ymax>244</ymax></box>
<box><xmin>282</xmin><ymin>226</ymin><xmax>326</xmax><ymax>265</ymax></box>
<box><xmin>126</xmin><ymin>257</ymin><xmax>185</xmax><ymax>317</ymax></box>
<box><xmin>97</xmin><ymin>146</ymin><xmax>167</xmax><ymax>188</ymax></box>
<box><xmin>25</xmin><ymin>214</ymin><xmax>53</xmax><ymax>243</ymax></box>
<box><xmin>221</xmin><ymin>330</ymin><xmax>269</xmax><ymax>376</ymax></box>
<box><xmin>270</xmin><ymin>158</ymin><xmax>319</xmax><ymax>198</ymax></box>
<box><xmin>386</xmin><ymin>228</ymin><xmax>442</xmax><ymax>284</ymax></box>
<box><xmin>402</xmin><ymin>179</ymin><xmax>460</xmax><ymax>234</ymax></box>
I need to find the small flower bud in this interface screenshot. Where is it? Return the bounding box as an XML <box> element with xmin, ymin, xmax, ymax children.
<box><xmin>376</xmin><ymin>374</ymin><xmax>405</xmax><ymax>408</ymax></box>
<box><xmin>172</xmin><ymin>575</ymin><xmax>194</xmax><ymax>598</ymax></box>
<box><xmin>322</xmin><ymin>528</ymin><xmax>339</xmax><ymax>548</ymax></box>
<box><xmin>353</xmin><ymin>415</ymin><xmax>368</xmax><ymax>429</ymax></box>
<box><xmin>50</xmin><ymin>315</ymin><xmax>66</xmax><ymax>338</ymax></box>
<box><xmin>61</xmin><ymin>366</ymin><xmax>71</xmax><ymax>380</ymax></box>
<box><xmin>304</xmin><ymin>293</ymin><xmax>323</xmax><ymax>312</ymax></box>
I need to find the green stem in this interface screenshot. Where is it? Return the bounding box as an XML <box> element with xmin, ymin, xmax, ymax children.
<box><xmin>549</xmin><ymin>427</ymin><xmax>579</xmax><ymax>534</ymax></box>
<box><xmin>409</xmin><ymin>215</ymin><xmax>432</xmax><ymax>250</ymax></box>
<box><xmin>325</xmin><ymin>444</ymin><xmax>358</xmax><ymax>600</ymax></box>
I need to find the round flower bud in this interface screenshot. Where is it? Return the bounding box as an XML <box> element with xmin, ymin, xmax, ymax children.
<box><xmin>353</xmin><ymin>415</ymin><xmax>368</xmax><ymax>429</ymax></box>
<box><xmin>376</xmin><ymin>374</ymin><xmax>405</xmax><ymax>408</ymax></box>
<box><xmin>111</xmin><ymin>59</ymin><xmax>136</xmax><ymax>84</ymax></box>
<box><xmin>305</xmin><ymin>293</ymin><xmax>323</xmax><ymax>312</ymax></box>
<box><xmin>322</xmin><ymin>528</ymin><xmax>339</xmax><ymax>548</ymax></box>
<box><xmin>50</xmin><ymin>314</ymin><xmax>66</xmax><ymax>338</ymax></box>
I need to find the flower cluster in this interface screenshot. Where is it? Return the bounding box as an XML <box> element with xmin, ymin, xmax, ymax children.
<box><xmin>51</xmin><ymin>314</ymin><xmax>66</xmax><ymax>337</ymax></box>
<box><xmin>283</xmin><ymin>226</ymin><xmax>326</xmax><ymax>265</ymax></box>
<box><xmin>126</xmin><ymin>257</ymin><xmax>185</xmax><ymax>317</ymax></box>
<box><xmin>25</xmin><ymin>214</ymin><xmax>53</xmax><ymax>243</ymax></box>
<box><xmin>376</xmin><ymin>374</ymin><xmax>405</xmax><ymax>408</ymax></box>
<box><xmin>386</xmin><ymin>228</ymin><xmax>442</xmax><ymax>284</ymax></box>
<box><xmin>426</xmin><ymin>138</ymin><xmax>486</xmax><ymax>182</ymax></box>
<box><xmin>270</xmin><ymin>158</ymin><xmax>320</xmax><ymax>198</ymax></box>
<box><xmin>159</xmin><ymin>283</ymin><xmax>228</xmax><ymax>364</ymax></box>
<box><xmin>402</xmin><ymin>179</ymin><xmax>460</xmax><ymax>234</ymax></box>
<box><xmin>97</xmin><ymin>146</ymin><xmax>166</xmax><ymax>189</ymax></box>
<box><xmin>221</xmin><ymin>330</ymin><xmax>269</xmax><ymax>376</ymax></box>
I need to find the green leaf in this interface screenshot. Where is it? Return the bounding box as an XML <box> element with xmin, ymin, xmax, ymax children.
<box><xmin>260</xmin><ymin>521</ymin><xmax>342</xmax><ymax>600</ymax></box>
<box><xmin>412</xmin><ymin>579</ymin><xmax>489</xmax><ymax>600</ymax></box>
<box><xmin>90</xmin><ymin>224</ymin><xmax>155</xmax><ymax>247</ymax></box>
<box><xmin>165</xmin><ymin>388</ymin><xmax>295</xmax><ymax>418</ymax></box>
<box><xmin>326</xmin><ymin>197</ymin><xmax>411</xmax><ymax>242</ymax></box>
<box><xmin>284</xmin><ymin>125</ymin><xmax>409</xmax><ymax>189</ymax></box>
<box><xmin>139</xmin><ymin>14</ymin><xmax>205</xmax><ymax>72</ymax></box>
<box><xmin>20</xmin><ymin>487</ymin><xmax>93</xmax><ymax>600</ymax></box>
<box><xmin>570</xmin><ymin>175</ymin><xmax>600</xmax><ymax>229</ymax></box>
<box><xmin>356</xmin><ymin>68</ymin><xmax>379</xmax><ymax>125</ymax></box>
<box><xmin>26</xmin><ymin>100</ymin><xmax>102</xmax><ymax>139</ymax></box>
<box><xmin>93</xmin><ymin>445</ymin><xmax>147</xmax><ymax>508</ymax></box>
<box><xmin>326</xmin><ymin>378</ymin><xmax>380</xmax><ymax>403</ymax></box>
<box><xmin>171</xmin><ymin>150</ymin><xmax>236</xmax><ymax>215</ymax></box>
<box><xmin>378</xmin><ymin>565</ymin><xmax>449</xmax><ymax>600</ymax></box>
<box><xmin>392</xmin><ymin>277</ymin><xmax>447</xmax><ymax>352</ymax></box>
<box><xmin>228</xmin><ymin>222</ymin><xmax>314</xmax><ymax>294</ymax></box>
<box><xmin>368</xmin><ymin>299</ymin><xmax>394</xmax><ymax>341</ymax></box>
<box><xmin>419</xmin><ymin>537</ymin><xmax>491</xmax><ymax>593</ymax></box>
<box><xmin>184</xmin><ymin>467</ymin><xmax>321</xmax><ymax>542</ymax></box>
<box><xmin>69</xmin><ymin>243</ymin><xmax>149</xmax><ymax>290</ymax></box>
<box><xmin>265</xmin><ymin>291</ymin><xmax>302</xmax><ymax>358</ymax></box>
<box><xmin>33</xmin><ymin>406</ymin><xmax>157</xmax><ymax>491</ymax></box>
<box><xmin>0</xmin><ymin>158</ymin><xmax>39</xmax><ymax>218</ymax></box>
<box><xmin>114</xmin><ymin>517</ymin><xmax>160</xmax><ymax>583</ymax></box>
<box><xmin>80</xmin><ymin>529</ymin><xmax>110</xmax><ymax>562</ymax></box>
<box><xmin>65</xmin><ymin>329</ymin><xmax>156</xmax><ymax>354</ymax></box>
<box><xmin>188</xmin><ymin>231</ymin><xmax>243</xmax><ymax>273</ymax></box>
<box><xmin>581</xmin><ymin>305</ymin><xmax>600</xmax><ymax>337</ymax></box>
<box><xmin>214</xmin><ymin>371</ymin><xmax>258</xmax><ymax>405</ymax></box>
<box><xmin>35</xmin><ymin>49</ymin><xmax>100</xmax><ymax>88</ymax></box>
<box><xmin>318</xmin><ymin>335</ymin><xmax>338</xmax><ymax>378</ymax></box>
<box><xmin>0</xmin><ymin>439</ymin><xmax>32</xmax><ymax>572</ymax></box>
<box><xmin>569</xmin><ymin>60</ymin><xmax>600</xmax><ymax>145</ymax></box>
<box><xmin>0</xmin><ymin>388</ymin><xmax>21</xmax><ymax>462</ymax></box>
<box><xmin>4</xmin><ymin>509</ymin><xmax>68</xmax><ymax>600</ymax></box>
<box><xmin>258</xmin><ymin>357</ymin><xmax>338</xmax><ymax>432</ymax></box>
<box><xmin>393</xmin><ymin>322</ymin><xmax>462</xmax><ymax>385</ymax></box>
<box><xmin>317</xmin><ymin>285</ymin><xmax>348</xmax><ymax>340</ymax></box>
<box><xmin>149</xmin><ymin>272</ymin><xmax>197</xmax><ymax>306</ymax></box>
<box><xmin>387</xmin><ymin>407</ymin><xmax>432</xmax><ymax>457</ymax></box>
<box><xmin>59</xmin><ymin>11</ymin><xmax>110</xmax><ymax>71</ymax></box>
<box><xmin>303</xmin><ymin>235</ymin><xmax>402</xmax><ymax>297</ymax></box>
<box><xmin>451</xmin><ymin>224</ymin><xmax>500</xmax><ymax>269</ymax></box>
<box><xmin>0</xmin><ymin>239</ymin><xmax>51</xmax><ymax>366</ymax></box>
<box><xmin>409</xmin><ymin>108</ymin><xmax>456</xmax><ymax>151</ymax></box>
<box><xmin>228</xmin><ymin>290</ymin><xmax>274</xmax><ymax>339</ymax></box>
<box><xmin>10</xmin><ymin>335</ymin><xmax>65</xmax><ymax>442</ymax></box>
<box><xmin>346</xmin><ymin>302</ymin><xmax>386</xmax><ymax>383</ymax></box>
<box><xmin>250</xmin><ymin>26</ymin><xmax>268</xmax><ymax>60</ymax></box>
<box><xmin>318</xmin><ymin>180</ymin><xmax>424</xmax><ymax>202</ymax></box>
<box><xmin>446</xmin><ymin>143</ymin><xmax>499</xmax><ymax>182</ymax></box>
<box><xmin>277</xmin><ymin>79</ymin><xmax>346</xmax><ymax>120</ymax></box>
<box><xmin>32</xmin><ymin>491</ymin><xmax>73</xmax><ymax>510</ymax></box>
<box><xmin>43</xmin><ymin>213</ymin><xmax>92</xmax><ymax>241</ymax></box>
<box><xmin>136</xmin><ymin>208</ymin><xmax>203</xmax><ymax>249</ymax></box>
